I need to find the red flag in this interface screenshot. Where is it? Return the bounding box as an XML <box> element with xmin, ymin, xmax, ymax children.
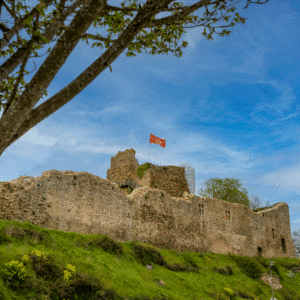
<box><xmin>150</xmin><ymin>133</ymin><xmax>166</xmax><ymax>148</ymax></box>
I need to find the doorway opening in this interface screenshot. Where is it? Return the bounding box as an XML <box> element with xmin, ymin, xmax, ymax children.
<box><xmin>257</xmin><ymin>247</ymin><xmax>263</xmax><ymax>257</ymax></box>
<box><xmin>281</xmin><ymin>238</ymin><xmax>286</xmax><ymax>253</ymax></box>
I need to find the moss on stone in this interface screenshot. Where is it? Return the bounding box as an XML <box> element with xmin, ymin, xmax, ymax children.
<box><xmin>135</xmin><ymin>163</ymin><xmax>153</xmax><ymax>179</ymax></box>
<box><xmin>252</xmin><ymin>203</ymin><xmax>278</xmax><ymax>212</ymax></box>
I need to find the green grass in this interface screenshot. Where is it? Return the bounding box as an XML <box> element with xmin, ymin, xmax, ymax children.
<box><xmin>0</xmin><ymin>218</ymin><xmax>299</xmax><ymax>300</ymax></box>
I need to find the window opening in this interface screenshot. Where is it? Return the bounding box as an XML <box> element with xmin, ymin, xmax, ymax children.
<box><xmin>281</xmin><ymin>238</ymin><xmax>286</xmax><ymax>253</ymax></box>
<box><xmin>225</xmin><ymin>210</ymin><xmax>230</xmax><ymax>221</ymax></box>
<box><xmin>272</xmin><ymin>228</ymin><xmax>275</xmax><ymax>239</ymax></box>
<box><xmin>199</xmin><ymin>204</ymin><xmax>204</xmax><ymax>215</ymax></box>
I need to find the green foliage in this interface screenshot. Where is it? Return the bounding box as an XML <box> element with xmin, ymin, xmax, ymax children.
<box><xmin>252</xmin><ymin>202</ymin><xmax>277</xmax><ymax>212</ymax></box>
<box><xmin>198</xmin><ymin>177</ymin><xmax>251</xmax><ymax>207</ymax></box>
<box><xmin>287</xmin><ymin>271</ymin><xmax>296</xmax><ymax>279</ymax></box>
<box><xmin>224</xmin><ymin>287</ymin><xmax>235</xmax><ymax>298</ymax></box>
<box><xmin>70</xmin><ymin>247</ymin><xmax>89</xmax><ymax>258</ymax></box>
<box><xmin>0</xmin><ymin>260</ymin><xmax>28</xmax><ymax>285</ymax></box>
<box><xmin>63</xmin><ymin>264</ymin><xmax>76</xmax><ymax>284</ymax></box>
<box><xmin>1</xmin><ymin>0</ymin><xmax>250</xmax><ymax>115</ymax></box>
<box><xmin>0</xmin><ymin>218</ymin><xmax>299</xmax><ymax>300</ymax></box>
<box><xmin>0</xmin><ymin>228</ymin><xmax>13</xmax><ymax>245</ymax></box>
<box><xmin>0</xmin><ymin>277</ymin><xmax>12</xmax><ymax>300</ymax></box>
<box><xmin>132</xmin><ymin>243</ymin><xmax>166</xmax><ymax>267</ymax></box>
<box><xmin>227</xmin><ymin>252</ymin><xmax>264</xmax><ymax>280</ymax></box>
<box><xmin>180</xmin><ymin>252</ymin><xmax>199</xmax><ymax>269</ymax></box>
<box><xmin>135</xmin><ymin>163</ymin><xmax>153</xmax><ymax>179</ymax></box>
<box><xmin>127</xmin><ymin>186</ymin><xmax>133</xmax><ymax>194</ymax></box>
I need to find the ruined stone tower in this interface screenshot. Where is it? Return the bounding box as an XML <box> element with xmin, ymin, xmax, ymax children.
<box><xmin>106</xmin><ymin>148</ymin><xmax>139</xmax><ymax>183</ymax></box>
<box><xmin>106</xmin><ymin>148</ymin><xmax>190</xmax><ymax>198</ymax></box>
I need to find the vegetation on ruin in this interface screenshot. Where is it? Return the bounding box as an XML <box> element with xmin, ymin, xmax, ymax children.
<box><xmin>135</xmin><ymin>163</ymin><xmax>153</xmax><ymax>179</ymax></box>
<box><xmin>252</xmin><ymin>203</ymin><xmax>279</xmax><ymax>212</ymax></box>
<box><xmin>0</xmin><ymin>218</ymin><xmax>299</xmax><ymax>300</ymax></box>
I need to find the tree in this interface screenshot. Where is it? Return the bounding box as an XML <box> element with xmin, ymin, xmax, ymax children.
<box><xmin>198</xmin><ymin>177</ymin><xmax>272</xmax><ymax>209</ymax></box>
<box><xmin>248</xmin><ymin>195</ymin><xmax>271</xmax><ymax>210</ymax></box>
<box><xmin>198</xmin><ymin>177</ymin><xmax>273</xmax><ymax>209</ymax></box>
<box><xmin>248</xmin><ymin>195</ymin><xmax>263</xmax><ymax>209</ymax></box>
<box><xmin>0</xmin><ymin>0</ymin><xmax>269</xmax><ymax>156</ymax></box>
<box><xmin>198</xmin><ymin>177</ymin><xmax>253</xmax><ymax>207</ymax></box>
<box><xmin>291</xmin><ymin>230</ymin><xmax>300</xmax><ymax>258</ymax></box>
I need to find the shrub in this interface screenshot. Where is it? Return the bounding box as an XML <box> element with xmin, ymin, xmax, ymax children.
<box><xmin>181</xmin><ymin>252</ymin><xmax>199</xmax><ymax>269</ymax></box>
<box><xmin>224</xmin><ymin>287</ymin><xmax>235</xmax><ymax>298</ymax></box>
<box><xmin>0</xmin><ymin>278</ymin><xmax>12</xmax><ymax>300</ymax></box>
<box><xmin>1</xmin><ymin>260</ymin><xmax>28</xmax><ymax>284</ymax></box>
<box><xmin>286</xmin><ymin>271</ymin><xmax>296</xmax><ymax>280</ymax></box>
<box><xmin>227</xmin><ymin>253</ymin><xmax>264</xmax><ymax>280</ymax></box>
<box><xmin>63</xmin><ymin>264</ymin><xmax>76</xmax><ymax>284</ymax></box>
<box><xmin>0</xmin><ymin>228</ymin><xmax>12</xmax><ymax>245</ymax></box>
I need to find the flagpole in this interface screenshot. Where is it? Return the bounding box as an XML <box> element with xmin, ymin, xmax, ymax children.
<box><xmin>148</xmin><ymin>133</ymin><xmax>151</xmax><ymax>163</ymax></box>
<box><xmin>148</xmin><ymin>133</ymin><xmax>165</xmax><ymax>165</ymax></box>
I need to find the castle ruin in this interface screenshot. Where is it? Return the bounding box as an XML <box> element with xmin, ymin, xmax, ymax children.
<box><xmin>0</xmin><ymin>148</ymin><xmax>297</xmax><ymax>259</ymax></box>
<box><xmin>107</xmin><ymin>148</ymin><xmax>190</xmax><ymax>198</ymax></box>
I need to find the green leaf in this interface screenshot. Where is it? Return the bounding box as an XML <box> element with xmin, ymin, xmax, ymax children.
<box><xmin>23</xmin><ymin>15</ymin><xmax>33</xmax><ymax>26</ymax></box>
<box><xmin>33</xmin><ymin>30</ymin><xmax>41</xmax><ymax>37</ymax></box>
<box><xmin>36</xmin><ymin>6</ymin><xmax>46</xmax><ymax>17</ymax></box>
<box><xmin>182</xmin><ymin>41</ymin><xmax>188</xmax><ymax>47</ymax></box>
<box><xmin>40</xmin><ymin>36</ymin><xmax>50</xmax><ymax>43</ymax></box>
<box><xmin>32</xmin><ymin>44</ymin><xmax>41</xmax><ymax>49</ymax></box>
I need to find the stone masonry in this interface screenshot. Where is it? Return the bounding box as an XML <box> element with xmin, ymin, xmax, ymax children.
<box><xmin>0</xmin><ymin>149</ymin><xmax>297</xmax><ymax>259</ymax></box>
<box><xmin>106</xmin><ymin>148</ymin><xmax>190</xmax><ymax>198</ymax></box>
<box><xmin>107</xmin><ymin>148</ymin><xmax>139</xmax><ymax>183</ymax></box>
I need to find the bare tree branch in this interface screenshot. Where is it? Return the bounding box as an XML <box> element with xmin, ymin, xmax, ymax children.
<box><xmin>243</xmin><ymin>0</ymin><xmax>269</xmax><ymax>9</ymax></box>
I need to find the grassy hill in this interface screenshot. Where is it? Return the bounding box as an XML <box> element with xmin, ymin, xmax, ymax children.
<box><xmin>0</xmin><ymin>218</ymin><xmax>299</xmax><ymax>300</ymax></box>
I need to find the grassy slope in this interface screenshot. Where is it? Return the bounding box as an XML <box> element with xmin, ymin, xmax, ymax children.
<box><xmin>0</xmin><ymin>218</ymin><xmax>299</xmax><ymax>300</ymax></box>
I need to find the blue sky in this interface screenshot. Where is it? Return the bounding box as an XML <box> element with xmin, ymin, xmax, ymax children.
<box><xmin>1</xmin><ymin>0</ymin><xmax>300</xmax><ymax>241</ymax></box>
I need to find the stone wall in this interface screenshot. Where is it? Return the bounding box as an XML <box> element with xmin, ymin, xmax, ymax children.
<box><xmin>106</xmin><ymin>149</ymin><xmax>190</xmax><ymax>198</ymax></box>
<box><xmin>0</xmin><ymin>169</ymin><xmax>297</xmax><ymax>259</ymax></box>
<box><xmin>133</xmin><ymin>164</ymin><xmax>190</xmax><ymax>198</ymax></box>
<box><xmin>107</xmin><ymin>148</ymin><xmax>139</xmax><ymax>183</ymax></box>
